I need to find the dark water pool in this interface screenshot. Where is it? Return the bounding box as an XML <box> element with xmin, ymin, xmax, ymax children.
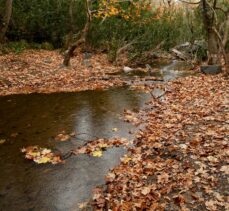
<box><xmin>0</xmin><ymin>87</ymin><xmax>150</xmax><ymax>211</ymax></box>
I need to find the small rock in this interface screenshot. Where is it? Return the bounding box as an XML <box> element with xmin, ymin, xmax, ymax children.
<box><xmin>151</xmin><ymin>88</ymin><xmax>165</xmax><ymax>98</ymax></box>
<box><xmin>123</xmin><ymin>66</ymin><xmax>134</xmax><ymax>73</ymax></box>
<box><xmin>200</xmin><ymin>65</ymin><xmax>222</xmax><ymax>75</ymax></box>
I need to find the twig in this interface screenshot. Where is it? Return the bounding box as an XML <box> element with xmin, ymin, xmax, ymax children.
<box><xmin>178</xmin><ymin>0</ymin><xmax>201</xmax><ymax>5</ymax></box>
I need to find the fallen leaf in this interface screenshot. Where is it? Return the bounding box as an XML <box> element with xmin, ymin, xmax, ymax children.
<box><xmin>157</xmin><ymin>173</ymin><xmax>169</xmax><ymax>184</ymax></box>
<box><xmin>121</xmin><ymin>156</ymin><xmax>132</xmax><ymax>164</ymax></box>
<box><xmin>220</xmin><ymin>166</ymin><xmax>229</xmax><ymax>174</ymax></box>
<box><xmin>92</xmin><ymin>150</ymin><xmax>103</xmax><ymax>157</ymax></box>
<box><xmin>78</xmin><ymin>202</ymin><xmax>88</xmax><ymax>209</ymax></box>
<box><xmin>10</xmin><ymin>133</ymin><xmax>18</xmax><ymax>137</ymax></box>
<box><xmin>0</xmin><ymin>139</ymin><xmax>6</xmax><ymax>144</ymax></box>
<box><xmin>55</xmin><ymin>133</ymin><xmax>70</xmax><ymax>142</ymax></box>
<box><xmin>34</xmin><ymin>156</ymin><xmax>51</xmax><ymax>164</ymax></box>
<box><xmin>141</xmin><ymin>187</ymin><xmax>151</xmax><ymax>195</ymax></box>
<box><xmin>21</xmin><ymin>146</ymin><xmax>62</xmax><ymax>164</ymax></box>
<box><xmin>205</xmin><ymin>200</ymin><xmax>217</xmax><ymax>211</ymax></box>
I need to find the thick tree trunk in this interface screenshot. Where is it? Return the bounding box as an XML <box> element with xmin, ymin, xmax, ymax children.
<box><xmin>207</xmin><ymin>29</ymin><xmax>219</xmax><ymax>64</ymax></box>
<box><xmin>0</xmin><ymin>0</ymin><xmax>13</xmax><ymax>43</ymax></box>
<box><xmin>222</xmin><ymin>12</ymin><xmax>229</xmax><ymax>49</ymax></box>
<box><xmin>201</xmin><ymin>0</ymin><xmax>220</xmax><ymax>65</ymax></box>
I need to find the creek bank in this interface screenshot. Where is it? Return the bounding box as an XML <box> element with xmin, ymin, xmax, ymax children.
<box><xmin>92</xmin><ymin>74</ymin><xmax>229</xmax><ymax>210</ymax></box>
<box><xmin>0</xmin><ymin>50</ymin><xmax>124</xmax><ymax>96</ymax></box>
<box><xmin>0</xmin><ymin>50</ymin><xmax>199</xmax><ymax>96</ymax></box>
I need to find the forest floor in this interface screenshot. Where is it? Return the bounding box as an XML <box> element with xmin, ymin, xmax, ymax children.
<box><xmin>92</xmin><ymin>75</ymin><xmax>229</xmax><ymax>211</ymax></box>
<box><xmin>0</xmin><ymin>50</ymin><xmax>124</xmax><ymax>96</ymax></box>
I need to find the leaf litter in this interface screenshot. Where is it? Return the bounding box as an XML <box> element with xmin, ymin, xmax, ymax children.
<box><xmin>92</xmin><ymin>74</ymin><xmax>229</xmax><ymax>211</ymax></box>
<box><xmin>0</xmin><ymin>50</ymin><xmax>125</xmax><ymax>96</ymax></box>
<box><xmin>21</xmin><ymin>146</ymin><xmax>63</xmax><ymax>164</ymax></box>
<box><xmin>10</xmin><ymin>52</ymin><xmax>227</xmax><ymax>210</ymax></box>
<box><xmin>21</xmin><ymin>138</ymin><xmax>129</xmax><ymax>163</ymax></box>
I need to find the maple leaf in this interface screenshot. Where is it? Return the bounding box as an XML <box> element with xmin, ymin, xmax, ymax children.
<box><xmin>173</xmin><ymin>195</ymin><xmax>186</xmax><ymax>206</ymax></box>
<box><xmin>205</xmin><ymin>200</ymin><xmax>217</xmax><ymax>211</ymax></box>
<box><xmin>98</xmin><ymin>143</ymin><xmax>108</xmax><ymax>149</ymax></box>
<box><xmin>141</xmin><ymin>187</ymin><xmax>151</xmax><ymax>195</ymax></box>
<box><xmin>105</xmin><ymin>172</ymin><xmax>116</xmax><ymax>182</ymax></box>
<box><xmin>91</xmin><ymin>150</ymin><xmax>103</xmax><ymax>157</ymax></box>
<box><xmin>34</xmin><ymin>156</ymin><xmax>51</xmax><ymax>164</ymax></box>
<box><xmin>157</xmin><ymin>173</ymin><xmax>169</xmax><ymax>184</ymax></box>
<box><xmin>121</xmin><ymin>156</ymin><xmax>132</xmax><ymax>164</ymax></box>
<box><xmin>78</xmin><ymin>202</ymin><xmax>88</xmax><ymax>209</ymax></box>
<box><xmin>220</xmin><ymin>166</ymin><xmax>229</xmax><ymax>174</ymax></box>
<box><xmin>0</xmin><ymin>139</ymin><xmax>6</xmax><ymax>144</ymax></box>
<box><xmin>54</xmin><ymin>133</ymin><xmax>70</xmax><ymax>142</ymax></box>
<box><xmin>21</xmin><ymin>146</ymin><xmax>62</xmax><ymax>164</ymax></box>
<box><xmin>207</xmin><ymin>156</ymin><xmax>218</xmax><ymax>163</ymax></box>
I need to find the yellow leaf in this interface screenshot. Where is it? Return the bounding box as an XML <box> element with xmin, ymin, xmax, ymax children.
<box><xmin>121</xmin><ymin>156</ymin><xmax>132</xmax><ymax>164</ymax></box>
<box><xmin>34</xmin><ymin>156</ymin><xmax>51</xmax><ymax>164</ymax></box>
<box><xmin>0</xmin><ymin>139</ymin><xmax>6</xmax><ymax>144</ymax></box>
<box><xmin>112</xmin><ymin>127</ymin><xmax>118</xmax><ymax>132</ymax></box>
<box><xmin>92</xmin><ymin>150</ymin><xmax>103</xmax><ymax>157</ymax></box>
<box><xmin>78</xmin><ymin>202</ymin><xmax>88</xmax><ymax>209</ymax></box>
<box><xmin>29</xmin><ymin>151</ymin><xmax>41</xmax><ymax>157</ymax></box>
<box><xmin>98</xmin><ymin>143</ymin><xmax>108</xmax><ymax>148</ymax></box>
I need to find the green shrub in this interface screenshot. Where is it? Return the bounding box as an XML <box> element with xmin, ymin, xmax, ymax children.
<box><xmin>7</xmin><ymin>40</ymin><xmax>29</xmax><ymax>53</ymax></box>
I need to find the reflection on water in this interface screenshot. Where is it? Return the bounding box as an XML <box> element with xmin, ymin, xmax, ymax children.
<box><xmin>0</xmin><ymin>87</ymin><xmax>150</xmax><ymax>211</ymax></box>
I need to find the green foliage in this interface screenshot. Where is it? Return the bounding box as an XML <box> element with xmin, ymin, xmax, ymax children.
<box><xmin>88</xmin><ymin>5</ymin><xmax>204</xmax><ymax>62</ymax></box>
<box><xmin>5</xmin><ymin>40</ymin><xmax>29</xmax><ymax>53</ymax></box>
<box><xmin>0</xmin><ymin>40</ymin><xmax>54</xmax><ymax>54</ymax></box>
<box><xmin>2</xmin><ymin>0</ymin><xmax>213</xmax><ymax>62</ymax></box>
<box><xmin>6</xmin><ymin>0</ymin><xmax>86</xmax><ymax>47</ymax></box>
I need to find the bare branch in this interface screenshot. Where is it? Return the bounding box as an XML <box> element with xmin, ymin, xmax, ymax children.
<box><xmin>177</xmin><ymin>0</ymin><xmax>201</xmax><ymax>5</ymax></box>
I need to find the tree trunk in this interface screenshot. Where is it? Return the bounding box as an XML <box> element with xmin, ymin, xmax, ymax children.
<box><xmin>201</xmin><ymin>0</ymin><xmax>220</xmax><ymax>65</ymax></box>
<box><xmin>207</xmin><ymin>28</ymin><xmax>219</xmax><ymax>64</ymax></box>
<box><xmin>63</xmin><ymin>0</ymin><xmax>91</xmax><ymax>66</ymax></box>
<box><xmin>64</xmin><ymin>0</ymin><xmax>74</xmax><ymax>50</ymax></box>
<box><xmin>222</xmin><ymin>12</ymin><xmax>229</xmax><ymax>49</ymax></box>
<box><xmin>0</xmin><ymin>0</ymin><xmax>13</xmax><ymax>43</ymax></box>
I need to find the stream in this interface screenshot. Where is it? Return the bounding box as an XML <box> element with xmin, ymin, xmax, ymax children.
<box><xmin>0</xmin><ymin>60</ymin><xmax>194</xmax><ymax>211</ymax></box>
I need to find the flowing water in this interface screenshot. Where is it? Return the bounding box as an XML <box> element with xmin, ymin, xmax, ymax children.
<box><xmin>0</xmin><ymin>61</ymin><xmax>194</xmax><ymax>211</ymax></box>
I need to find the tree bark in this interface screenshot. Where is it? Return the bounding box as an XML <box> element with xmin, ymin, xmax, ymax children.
<box><xmin>207</xmin><ymin>29</ymin><xmax>219</xmax><ymax>64</ymax></box>
<box><xmin>0</xmin><ymin>0</ymin><xmax>13</xmax><ymax>43</ymax></box>
<box><xmin>201</xmin><ymin>0</ymin><xmax>220</xmax><ymax>65</ymax></box>
<box><xmin>222</xmin><ymin>12</ymin><xmax>229</xmax><ymax>48</ymax></box>
<box><xmin>64</xmin><ymin>0</ymin><xmax>74</xmax><ymax>50</ymax></box>
<box><xmin>63</xmin><ymin>0</ymin><xmax>91</xmax><ymax>66</ymax></box>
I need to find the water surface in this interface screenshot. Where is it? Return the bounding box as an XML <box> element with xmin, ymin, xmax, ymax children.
<box><xmin>0</xmin><ymin>87</ymin><xmax>149</xmax><ymax>211</ymax></box>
